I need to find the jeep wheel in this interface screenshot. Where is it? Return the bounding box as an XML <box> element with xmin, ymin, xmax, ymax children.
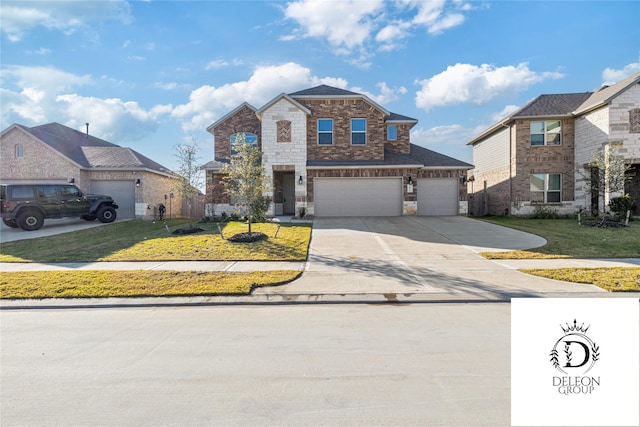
<box><xmin>97</xmin><ymin>206</ymin><xmax>116</xmax><ymax>223</ymax></box>
<box><xmin>2</xmin><ymin>218</ymin><xmax>19</xmax><ymax>228</ymax></box>
<box><xmin>17</xmin><ymin>210</ymin><xmax>44</xmax><ymax>231</ymax></box>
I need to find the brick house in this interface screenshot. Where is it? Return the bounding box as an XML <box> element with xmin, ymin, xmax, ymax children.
<box><xmin>466</xmin><ymin>72</ymin><xmax>640</xmax><ymax>216</ymax></box>
<box><xmin>1</xmin><ymin>122</ymin><xmax>184</xmax><ymax>219</ymax></box>
<box><xmin>202</xmin><ymin>85</ymin><xmax>473</xmax><ymax>217</ymax></box>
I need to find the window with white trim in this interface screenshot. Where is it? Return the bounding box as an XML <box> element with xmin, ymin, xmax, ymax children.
<box><xmin>15</xmin><ymin>144</ymin><xmax>24</xmax><ymax>158</ymax></box>
<box><xmin>318</xmin><ymin>119</ymin><xmax>333</xmax><ymax>145</ymax></box>
<box><xmin>230</xmin><ymin>132</ymin><xmax>257</xmax><ymax>155</ymax></box>
<box><xmin>530</xmin><ymin>173</ymin><xmax>561</xmax><ymax>203</ymax></box>
<box><xmin>351</xmin><ymin>118</ymin><xmax>366</xmax><ymax>145</ymax></box>
<box><xmin>530</xmin><ymin>120</ymin><xmax>561</xmax><ymax>146</ymax></box>
<box><xmin>387</xmin><ymin>125</ymin><xmax>397</xmax><ymax>141</ymax></box>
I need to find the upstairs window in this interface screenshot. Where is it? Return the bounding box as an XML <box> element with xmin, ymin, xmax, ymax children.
<box><xmin>230</xmin><ymin>132</ymin><xmax>257</xmax><ymax>154</ymax></box>
<box><xmin>318</xmin><ymin>119</ymin><xmax>333</xmax><ymax>145</ymax></box>
<box><xmin>387</xmin><ymin>125</ymin><xmax>397</xmax><ymax>141</ymax></box>
<box><xmin>15</xmin><ymin>144</ymin><xmax>24</xmax><ymax>158</ymax></box>
<box><xmin>530</xmin><ymin>121</ymin><xmax>561</xmax><ymax>146</ymax></box>
<box><xmin>351</xmin><ymin>118</ymin><xmax>366</xmax><ymax>145</ymax></box>
<box><xmin>530</xmin><ymin>173</ymin><xmax>561</xmax><ymax>203</ymax></box>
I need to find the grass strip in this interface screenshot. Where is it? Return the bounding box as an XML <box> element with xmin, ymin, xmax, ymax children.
<box><xmin>478</xmin><ymin>217</ymin><xmax>640</xmax><ymax>259</ymax></box>
<box><xmin>521</xmin><ymin>267</ymin><xmax>640</xmax><ymax>292</ymax></box>
<box><xmin>0</xmin><ymin>270</ymin><xmax>301</xmax><ymax>299</ymax></box>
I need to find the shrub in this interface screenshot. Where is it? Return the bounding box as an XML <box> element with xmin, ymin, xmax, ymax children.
<box><xmin>298</xmin><ymin>206</ymin><xmax>307</xmax><ymax>218</ymax></box>
<box><xmin>609</xmin><ymin>194</ymin><xmax>635</xmax><ymax>219</ymax></box>
<box><xmin>532</xmin><ymin>205</ymin><xmax>559</xmax><ymax>219</ymax></box>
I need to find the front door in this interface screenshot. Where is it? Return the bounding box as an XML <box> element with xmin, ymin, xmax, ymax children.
<box><xmin>282</xmin><ymin>174</ymin><xmax>295</xmax><ymax>215</ymax></box>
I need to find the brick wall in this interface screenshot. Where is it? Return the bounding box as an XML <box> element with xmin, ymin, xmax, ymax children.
<box><xmin>1</xmin><ymin>127</ymin><xmax>80</xmax><ymax>183</ymax></box>
<box><xmin>212</xmin><ymin>105</ymin><xmax>262</xmax><ymax>159</ymax></box>
<box><xmin>513</xmin><ymin>119</ymin><xmax>576</xmax><ymax>202</ymax></box>
<box><xmin>299</xmin><ymin>99</ymin><xmax>387</xmax><ymax>161</ymax></box>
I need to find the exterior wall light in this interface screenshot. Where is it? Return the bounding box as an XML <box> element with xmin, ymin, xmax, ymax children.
<box><xmin>136</xmin><ymin>178</ymin><xmax>141</xmax><ymax>187</ymax></box>
<box><xmin>69</xmin><ymin>178</ymin><xmax>75</xmax><ymax>184</ymax></box>
<box><xmin>298</xmin><ymin>175</ymin><xmax>303</xmax><ymax>185</ymax></box>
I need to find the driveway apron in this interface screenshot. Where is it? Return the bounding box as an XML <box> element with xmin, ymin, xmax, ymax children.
<box><xmin>254</xmin><ymin>216</ymin><xmax>605</xmax><ymax>298</ymax></box>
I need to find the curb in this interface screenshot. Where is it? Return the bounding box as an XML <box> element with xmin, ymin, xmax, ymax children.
<box><xmin>2</xmin><ymin>291</ymin><xmax>638</xmax><ymax>310</ymax></box>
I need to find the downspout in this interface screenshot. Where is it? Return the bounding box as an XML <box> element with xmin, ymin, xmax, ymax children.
<box><xmin>501</xmin><ymin>121</ymin><xmax>512</xmax><ymax>215</ymax></box>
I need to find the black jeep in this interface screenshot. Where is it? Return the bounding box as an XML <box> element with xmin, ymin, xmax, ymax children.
<box><xmin>1</xmin><ymin>183</ymin><xmax>119</xmax><ymax>231</ymax></box>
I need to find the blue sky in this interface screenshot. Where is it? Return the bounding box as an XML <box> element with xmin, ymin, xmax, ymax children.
<box><xmin>2</xmin><ymin>0</ymin><xmax>639</xmax><ymax>173</ymax></box>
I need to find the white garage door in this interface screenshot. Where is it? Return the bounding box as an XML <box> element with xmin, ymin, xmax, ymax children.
<box><xmin>314</xmin><ymin>178</ymin><xmax>402</xmax><ymax>216</ymax></box>
<box><xmin>417</xmin><ymin>178</ymin><xmax>458</xmax><ymax>216</ymax></box>
<box><xmin>91</xmin><ymin>180</ymin><xmax>135</xmax><ymax>218</ymax></box>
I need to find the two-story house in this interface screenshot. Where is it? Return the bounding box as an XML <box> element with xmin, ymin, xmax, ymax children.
<box><xmin>202</xmin><ymin>85</ymin><xmax>473</xmax><ymax>217</ymax></box>
<box><xmin>466</xmin><ymin>72</ymin><xmax>640</xmax><ymax>216</ymax></box>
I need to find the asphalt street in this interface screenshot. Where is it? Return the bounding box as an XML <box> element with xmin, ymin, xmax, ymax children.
<box><xmin>1</xmin><ymin>303</ymin><xmax>510</xmax><ymax>427</ymax></box>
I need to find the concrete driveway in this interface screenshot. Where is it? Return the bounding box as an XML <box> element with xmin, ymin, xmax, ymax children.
<box><xmin>0</xmin><ymin>217</ymin><xmax>128</xmax><ymax>243</ymax></box>
<box><xmin>255</xmin><ymin>216</ymin><xmax>607</xmax><ymax>299</ymax></box>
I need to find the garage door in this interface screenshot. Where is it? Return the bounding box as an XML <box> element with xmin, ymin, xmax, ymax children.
<box><xmin>417</xmin><ymin>178</ymin><xmax>458</xmax><ymax>216</ymax></box>
<box><xmin>91</xmin><ymin>180</ymin><xmax>135</xmax><ymax>218</ymax></box>
<box><xmin>314</xmin><ymin>178</ymin><xmax>402</xmax><ymax>216</ymax></box>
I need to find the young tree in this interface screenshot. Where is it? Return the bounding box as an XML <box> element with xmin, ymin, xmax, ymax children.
<box><xmin>585</xmin><ymin>146</ymin><xmax>632</xmax><ymax>213</ymax></box>
<box><xmin>174</xmin><ymin>141</ymin><xmax>204</xmax><ymax>229</ymax></box>
<box><xmin>221</xmin><ymin>133</ymin><xmax>269</xmax><ymax>235</ymax></box>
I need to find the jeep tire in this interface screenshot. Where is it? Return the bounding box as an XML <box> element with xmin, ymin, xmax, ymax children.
<box><xmin>97</xmin><ymin>206</ymin><xmax>116</xmax><ymax>223</ymax></box>
<box><xmin>17</xmin><ymin>210</ymin><xmax>45</xmax><ymax>231</ymax></box>
<box><xmin>2</xmin><ymin>218</ymin><xmax>19</xmax><ymax>228</ymax></box>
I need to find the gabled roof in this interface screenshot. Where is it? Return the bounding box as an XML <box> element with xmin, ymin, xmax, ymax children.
<box><xmin>289</xmin><ymin>84</ymin><xmax>391</xmax><ymax>117</ymax></box>
<box><xmin>307</xmin><ymin>143</ymin><xmax>472</xmax><ymax>169</ymax></box>
<box><xmin>512</xmin><ymin>93</ymin><xmax>592</xmax><ymax>118</ymax></box>
<box><xmin>5</xmin><ymin>122</ymin><xmax>175</xmax><ymax>175</ymax></box>
<box><xmin>574</xmin><ymin>71</ymin><xmax>640</xmax><ymax>115</ymax></box>
<box><xmin>206</xmin><ymin>102</ymin><xmax>258</xmax><ymax>133</ymax></box>
<box><xmin>387</xmin><ymin>112</ymin><xmax>418</xmax><ymax>123</ymax></box>
<box><xmin>289</xmin><ymin>85</ymin><xmax>361</xmax><ymax>97</ymax></box>
<box><xmin>256</xmin><ymin>93</ymin><xmax>311</xmax><ymax>117</ymax></box>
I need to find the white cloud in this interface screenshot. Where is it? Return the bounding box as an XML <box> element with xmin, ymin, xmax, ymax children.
<box><xmin>0</xmin><ymin>0</ymin><xmax>133</xmax><ymax>42</ymax></box>
<box><xmin>415</xmin><ymin>63</ymin><xmax>564</xmax><ymax>111</ymax></box>
<box><xmin>283</xmin><ymin>0</ymin><xmax>385</xmax><ymax>50</ymax></box>
<box><xmin>283</xmin><ymin>0</ymin><xmax>475</xmax><ymax>61</ymax></box>
<box><xmin>352</xmin><ymin>82</ymin><xmax>407</xmax><ymax>105</ymax></box>
<box><xmin>602</xmin><ymin>62</ymin><xmax>640</xmax><ymax>86</ymax></box>
<box><xmin>491</xmin><ymin>104</ymin><xmax>521</xmax><ymax>123</ymax></box>
<box><xmin>56</xmin><ymin>94</ymin><xmax>167</xmax><ymax>142</ymax></box>
<box><xmin>0</xmin><ymin>65</ymin><xmax>169</xmax><ymax>144</ymax></box>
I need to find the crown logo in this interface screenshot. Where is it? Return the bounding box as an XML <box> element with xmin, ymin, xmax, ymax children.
<box><xmin>560</xmin><ymin>319</ymin><xmax>590</xmax><ymax>334</ymax></box>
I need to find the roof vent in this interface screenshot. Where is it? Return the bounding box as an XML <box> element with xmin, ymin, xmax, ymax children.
<box><xmin>85</xmin><ymin>123</ymin><xmax>89</xmax><ymax>138</ymax></box>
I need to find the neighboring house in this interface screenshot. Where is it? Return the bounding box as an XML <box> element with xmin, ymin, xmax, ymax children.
<box><xmin>1</xmin><ymin>122</ymin><xmax>184</xmax><ymax>219</ymax></box>
<box><xmin>202</xmin><ymin>85</ymin><xmax>473</xmax><ymax>217</ymax></box>
<box><xmin>466</xmin><ymin>72</ymin><xmax>640</xmax><ymax>216</ymax></box>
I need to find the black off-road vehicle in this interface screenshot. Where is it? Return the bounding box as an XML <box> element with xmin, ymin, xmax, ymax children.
<box><xmin>1</xmin><ymin>183</ymin><xmax>119</xmax><ymax>231</ymax></box>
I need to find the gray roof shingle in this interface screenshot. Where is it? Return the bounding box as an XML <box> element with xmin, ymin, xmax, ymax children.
<box><xmin>306</xmin><ymin>144</ymin><xmax>472</xmax><ymax>169</ymax></box>
<box><xmin>19</xmin><ymin>122</ymin><xmax>174</xmax><ymax>174</ymax></box>
<box><xmin>574</xmin><ymin>71</ymin><xmax>640</xmax><ymax>115</ymax></box>
<box><xmin>289</xmin><ymin>85</ymin><xmax>361</xmax><ymax>97</ymax></box>
<box><xmin>512</xmin><ymin>93</ymin><xmax>593</xmax><ymax>118</ymax></box>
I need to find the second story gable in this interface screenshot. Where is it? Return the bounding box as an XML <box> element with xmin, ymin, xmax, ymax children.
<box><xmin>206</xmin><ymin>85</ymin><xmax>418</xmax><ymax>163</ymax></box>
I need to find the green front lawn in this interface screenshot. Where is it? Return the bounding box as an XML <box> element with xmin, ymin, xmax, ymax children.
<box><xmin>479</xmin><ymin>217</ymin><xmax>640</xmax><ymax>259</ymax></box>
<box><xmin>521</xmin><ymin>267</ymin><xmax>640</xmax><ymax>292</ymax></box>
<box><xmin>0</xmin><ymin>219</ymin><xmax>312</xmax><ymax>263</ymax></box>
<box><xmin>0</xmin><ymin>270</ymin><xmax>301</xmax><ymax>299</ymax></box>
